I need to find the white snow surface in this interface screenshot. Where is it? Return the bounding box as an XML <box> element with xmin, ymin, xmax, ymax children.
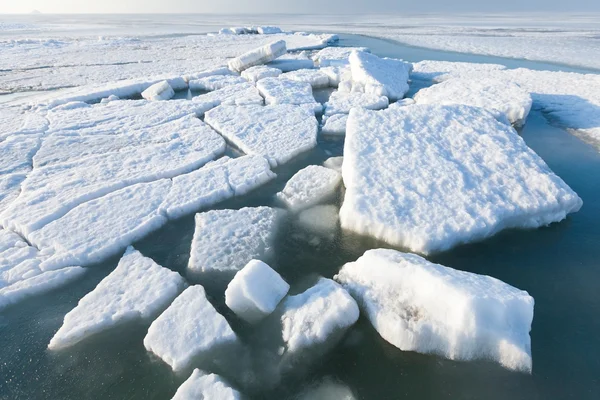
<box><xmin>225</xmin><ymin>259</ymin><xmax>290</xmax><ymax>324</ymax></box>
<box><xmin>281</xmin><ymin>278</ymin><xmax>359</xmax><ymax>353</ymax></box>
<box><xmin>348</xmin><ymin>51</ymin><xmax>411</xmax><ymax>101</ymax></box>
<box><xmin>144</xmin><ymin>285</ymin><xmax>237</xmax><ymax>372</ymax></box>
<box><xmin>0</xmin><ymin>136</ymin><xmax>40</xmax><ymax>175</ymax></box>
<box><xmin>340</xmin><ymin>105</ymin><xmax>582</xmax><ymax>254</ymax></box>
<box><xmin>48</xmin><ymin>247</ymin><xmax>185</xmax><ymax>350</ymax></box>
<box><xmin>141</xmin><ymin>80</ymin><xmax>175</xmax><ymax>101</ymax></box>
<box><xmin>324</xmin><ymin>91</ymin><xmax>389</xmax><ymax>116</ymax></box>
<box><xmin>313</xmin><ymin>46</ymin><xmax>370</xmax><ymax>66</ymax></box>
<box><xmin>171</xmin><ymin>369</ymin><xmax>242</xmax><ymax>400</ymax></box>
<box><xmin>188</xmin><ymin>207</ymin><xmax>283</xmax><ymax>276</ymax></box>
<box><xmin>256</xmin><ymin>78</ymin><xmax>322</xmax><ymax>113</ymax></box>
<box><xmin>276</xmin><ymin>165</ymin><xmax>342</xmax><ymax>211</ymax></box>
<box><xmin>228</xmin><ymin>40</ymin><xmax>287</xmax><ymax>72</ymax></box>
<box><xmin>266</xmin><ymin>59</ymin><xmax>315</xmax><ymax>72</ymax></box>
<box><xmin>241</xmin><ymin>65</ymin><xmax>282</xmax><ymax>83</ymax></box>
<box><xmin>193</xmin><ymin>82</ymin><xmax>264</xmax><ymax>108</ymax></box>
<box><xmin>205</xmin><ymin>104</ymin><xmax>318</xmax><ymax>167</ymax></box>
<box><xmin>321</xmin><ymin>114</ymin><xmax>348</xmax><ymax>136</ymax></box>
<box><xmin>320</xmin><ymin>66</ymin><xmax>352</xmax><ymax>87</ymax></box>
<box><xmin>335</xmin><ymin>249</ymin><xmax>535</xmax><ymax>372</ymax></box>
<box><xmin>280</xmin><ymin>69</ymin><xmax>330</xmax><ymax>88</ymax></box>
<box><xmin>189</xmin><ymin>75</ymin><xmax>247</xmax><ymax>91</ymax></box>
<box><xmin>414</xmin><ymin>78</ymin><xmax>533</xmax><ymax>126</ymax></box>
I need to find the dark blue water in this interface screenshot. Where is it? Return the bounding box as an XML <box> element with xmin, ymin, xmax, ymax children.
<box><xmin>1</xmin><ymin>36</ymin><xmax>600</xmax><ymax>400</ymax></box>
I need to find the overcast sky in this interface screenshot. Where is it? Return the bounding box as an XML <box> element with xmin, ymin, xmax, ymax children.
<box><xmin>1</xmin><ymin>0</ymin><xmax>599</xmax><ymax>14</ymax></box>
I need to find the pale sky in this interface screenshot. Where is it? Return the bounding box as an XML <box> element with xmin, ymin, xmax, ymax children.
<box><xmin>1</xmin><ymin>0</ymin><xmax>599</xmax><ymax>14</ymax></box>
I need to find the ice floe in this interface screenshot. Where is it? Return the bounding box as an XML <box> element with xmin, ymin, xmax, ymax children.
<box><xmin>0</xmin><ymin>136</ymin><xmax>40</xmax><ymax>175</ymax></box>
<box><xmin>188</xmin><ymin>75</ymin><xmax>247</xmax><ymax>91</ymax></box>
<box><xmin>324</xmin><ymin>91</ymin><xmax>389</xmax><ymax>116</ymax></box>
<box><xmin>48</xmin><ymin>247</ymin><xmax>185</xmax><ymax>350</ymax></box>
<box><xmin>141</xmin><ymin>80</ymin><xmax>175</xmax><ymax>101</ymax></box>
<box><xmin>323</xmin><ymin>156</ymin><xmax>343</xmax><ymax>172</ymax></box>
<box><xmin>320</xmin><ymin>65</ymin><xmax>352</xmax><ymax>87</ymax></box>
<box><xmin>348</xmin><ymin>51</ymin><xmax>411</xmax><ymax>101</ymax></box>
<box><xmin>276</xmin><ymin>165</ymin><xmax>342</xmax><ymax>211</ymax></box>
<box><xmin>280</xmin><ymin>69</ymin><xmax>330</xmax><ymax>89</ymax></box>
<box><xmin>256</xmin><ymin>78</ymin><xmax>322</xmax><ymax>113</ymax></box>
<box><xmin>313</xmin><ymin>46</ymin><xmax>370</xmax><ymax>66</ymax></box>
<box><xmin>193</xmin><ymin>83</ymin><xmax>264</xmax><ymax>108</ymax></box>
<box><xmin>340</xmin><ymin>105</ymin><xmax>582</xmax><ymax>254</ymax></box>
<box><xmin>225</xmin><ymin>259</ymin><xmax>290</xmax><ymax>324</ymax></box>
<box><xmin>266</xmin><ymin>55</ymin><xmax>315</xmax><ymax>72</ymax></box>
<box><xmin>205</xmin><ymin>104</ymin><xmax>318</xmax><ymax>167</ymax></box>
<box><xmin>321</xmin><ymin>114</ymin><xmax>348</xmax><ymax>136</ymax></box>
<box><xmin>228</xmin><ymin>40</ymin><xmax>287</xmax><ymax>72</ymax></box>
<box><xmin>171</xmin><ymin>369</ymin><xmax>242</xmax><ymax>400</ymax></box>
<box><xmin>335</xmin><ymin>249</ymin><xmax>535</xmax><ymax>372</ymax></box>
<box><xmin>0</xmin><ymin>105</ymin><xmax>48</xmax><ymax>141</ymax></box>
<box><xmin>144</xmin><ymin>285</ymin><xmax>237</xmax><ymax>372</ymax></box>
<box><xmin>241</xmin><ymin>65</ymin><xmax>282</xmax><ymax>83</ymax></box>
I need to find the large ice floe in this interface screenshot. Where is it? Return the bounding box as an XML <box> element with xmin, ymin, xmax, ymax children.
<box><xmin>144</xmin><ymin>285</ymin><xmax>237</xmax><ymax>372</ymax></box>
<box><xmin>335</xmin><ymin>249</ymin><xmax>535</xmax><ymax>372</ymax></box>
<box><xmin>276</xmin><ymin>165</ymin><xmax>342</xmax><ymax>211</ymax></box>
<box><xmin>205</xmin><ymin>104</ymin><xmax>318</xmax><ymax>167</ymax></box>
<box><xmin>171</xmin><ymin>369</ymin><xmax>242</xmax><ymax>400</ymax></box>
<box><xmin>188</xmin><ymin>207</ymin><xmax>283</xmax><ymax>281</ymax></box>
<box><xmin>346</xmin><ymin>51</ymin><xmax>411</xmax><ymax>101</ymax></box>
<box><xmin>256</xmin><ymin>78</ymin><xmax>322</xmax><ymax>113</ymax></box>
<box><xmin>414</xmin><ymin>78</ymin><xmax>533</xmax><ymax>126</ymax></box>
<box><xmin>225</xmin><ymin>259</ymin><xmax>290</xmax><ymax>324</ymax></box>
<box><xmin>340</xmin><ymin>104</ymin><xmax>582</xmax><ymax>254</ymax></box>
<box><xmin>228</xmin><ymin>40</ymin><xmax>287</xmax><ymax>72</ymax></box>
<box><xmin>48</xmin><ymin>247</ymin><xmax>186</xmax><ymax>350</ymax></box>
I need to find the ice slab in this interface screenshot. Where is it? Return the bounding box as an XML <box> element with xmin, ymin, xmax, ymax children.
<box><xmin>320</xmin><ymin>66</ymin><xmax>352</xmax><ymax>87</ymax></box>
<box><xmin>266</xmin><ymin>59</ymin><xmax>315</xmax><ymax>72</ymax></box>
<box><xmin>48</xmin><ymin>247</ymin><xmax>185</xmax><ymax>350</ymax></box>
<box><xmin>257</xmin><ymin>26</ymin><xmax>283</xmax><ymax>35</ymax></box>
<box><xmin>280</xmin><ymin>69</ymin><xmax>330</xmax><ymax>89</ymax></box>
<box><xmin>276</xmin><ymin>165</ymin><xmax>341</xmax><ymax>211</ymax></box>
<box><xmin>171</xmin><ymin>369</ymin><xmax>242</xmax><ymax>400</ymax></box>
<box><xmin>324</xmin><ymin>91</ymin><xmax>389</xmax><ymax>116</ymax></box>
<box><xmin>321</xmin><ymin>114</ymin><xmax>348</xmax><ymax>136</ymax></box>
<box><xmin>188</xmin><ymin>207</ymin><xmax>282</xmax><ymax>279</ymax></box>
<box><xmin>335</xmin><ymin>249</ymin><xmax>535</xmax><ymax>372</ymax></box>
<box><xmin>189</xmin><ymin>75</ymin><xmax>247</xmax><ymax>91</ymax></box>
<box><xmin>141</xmin><ymin>80</ymin><xmax>175</xmax><ymax>101</ymax></box>
<box><xmin>281</xmin><ymin>277</ymin><xmax>359</xmax><ymax>353</ymax></box>
<box><xmin>144</xmin><ymin>285</ymin><xmax>237</xmax><ymax>372</ymax></box>
<box><xmin>205</xmin><ymin>104</ymin><xmax>318</xmax><ymax>167</ymax></box>
<box><xmin>256</xmin><ymin>78</ymin><xmax>322</xmax><ymax>113</ymax></box>
<box><xmin>0</xmin><ymin>267</ymin><xmax>85</xmax><ymax>311</ymax></box>
<box><xmin>348</xmin><ymin>51</ymin><xmax>411</xmax><ymax>101</ymax></box>
<box><xmin>193</xmin><ymin>83</ymin><xmax>264</xmax><ymax>108</ymax></box>
<box><xmin>0</xmin><ymin>136</ymin><xmax>40</xmax><ymax>175</ymax></box>
<box><xmin>228</xmin><ymin>40</ymin><xmax>287</xmax><ymax>72</ymax></box>
<box><xmin>225</xmin><ymin>259</ymin><xmax>290</xmax><ymax>324</ymax></box>
<box><xmin>313</xmin><ymin>47</ymin><xmax>370</xmax><ymax>66</ymax></box>
<box><xmin>414</xmin><ymin>78</ymin><xmax>533</xmax><ymax>126</ymax></box>
<box><xmin>323</xmin><ymin>156</ymin><xmax>343</xmax><ymax>172</ymax></box>
<box><xmin>341</xmin><ymin>105</ymin><xmax>582</xmax><ymax>254</ymax></box>
<box><xmin>241</xmin><ymin>65</ymin><xmax>282</xmax><ymax>83</ymax></box>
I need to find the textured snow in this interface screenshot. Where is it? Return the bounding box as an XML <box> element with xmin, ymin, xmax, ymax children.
<box><xmin>280</xmin><ymin>69</ymin><xmax>330</xmax><ymax>89</ymax></box>
<box><xmin>0</xmin><ymin>232</ymin><xmax>43</xmax><ymax>288</ymax></box>
<box><xmin>0</xmin><ymin>136</ymin><xmax>40</xmax><ymax>175</ymax></box>
<box><xmin>276</xmin><ymin>165</ymin><xmax>342</xmax><ymax>211</ymax></box>
<box><xmin>144</xmin><ymin>285</ymin><xmax>237</xmax><ymax>372</ymax></box>
<box><xmin>141</xmin><ymin>80</ymin><xmax>175</xmax><ymax>101</ymax></box>
<box><xmin>281</xmin><ymin>278</ymin><xmax>359</xmax><ymax>353</ymax></box>
<box><xmin>297</xmin><ymin>378</ymin><xmax>356</xmax><ymax>400</ymax></box>
<box><xmin>320</xmin><ymin>66</ymin><xmax>352</xmax><ymax>87</ymax></box>
<box><xmin>205</xmin><ymin>104</ymin><xmax>318</xmax><ymax>167</ymax></box>
<box><xmin>340</xmin><ymin>105</ymin><xmax>582</xmax><ymax>254</ymax></box>
<box><xmin>171</xmin><ymin>369</ymin><xmax>242</xmax><ymax>400</ymax></box>
<box><xmin>313</xmin><ymin>46</ymin><xmax>370</xmax><ymax>66</ymax></box>
<box><xmin>0</xmin><ymin>267</ymin><xmax>85</xmax><ymax>311</ymax></box>
<box><xmin>414</xmin><ymin>78</ymin><xmax>533</xmax><ymax>126</ymax></box>
<box><xmin>335</xmin><ymin>249</ymin><xmax>535</xmax><ymax>372</ymax></box>
<box><xmin>321</xmin><ymin>114</ymin><xmax>348</xmax><ymax>136</ymax></box>
<box><xmin>0</xmin><ymin>105</ymin><xmax>48</xmax><ymax>141</ymax></box>
<box><xmin>241</xmin><ymin>65</ymin><xmax>282</xmax><ymax>83</ymax></box>
<box><xmin>324</xmin><ymin>91</ymin><xmax>389</xmax><ymax>116</ymax></box>
<box><xmin>0</xmin><ymin>174</ymin><xmax>26</xmax><ymax>215</ymax></box>
<box><xmin>225</xmin><ymin>259</ymin><xmax>290</xmax><ymax>324</ymax></box>
<box><xmin>188</xmin><ymin>207</ymin><xmax>283</xmax><ymax>277</ymax></box>
<box><xmin>48</xmin><ymin>247</ymin><xmax>185</xmax><ymax>350</ymax></box>
<box><xmin>256</xmin><ymin>78</ymin><xmax>322</xmax><ymax>113</ymax></box>
<box><xmin>189</xmin><ymin>75</ymin><xmax>247</xmax><ymax>91</ymax></box>
<box><xmin>348</xmin><ymin>51</ymin><xmax>411</xmax><ymax>101</ymax></box>
<box><xmin>193</xmin><ymin>82</ymin><xmax>264</xmax><ymax>108</ymax></box>
<box><xmin>228</xmin><ymin>40</ymin><xmax>287</xmax><ymax>72</ymax></box>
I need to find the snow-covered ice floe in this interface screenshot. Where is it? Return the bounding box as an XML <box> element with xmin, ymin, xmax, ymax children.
<box><xmin>228</xmin><ymin>40</ymin><xmax>287</xmax><ymax>72</ymax></box>
<box><xmin>0</xmin><ymin>136</ymin><xmax>40</xmax><ymax>175</ymax></box>
<box><xmin>193</xmin><ymin>82</ymin><xmax>264</xmax><ymax>108</ymax></box>
<box><xmin>266</xmin><ymin>53</ymin><xmax>315</xmax><ymax>72</ymax></box>
<box><xmin>225</xmin><ymin>259</ymin><xmax>290</xmax><ymax>324</ymax></box>
<box><xmin>335</xmin><ymin>249</ymin><xmax>535</xmax><ymax>372</ymax></box>
<box><xmin>346</xmin><ymin>51</ymin><xmax>411</xmax><ymax>101</ymax></box>
<box><xmin>324</xmin><ymin>91</ymin><xmax>389</xmax><ymax>116</ymax></box>
<box><xmin>313</xmin><ymin>46</ymin><xmax>370</xmax><ymax>67</ymax></box>
<box><xmin>188</xmin><ymin>207</ymin><xmax>283</xmax><ymax>280</ymax></box>
<box><xmin>48</xmin><ymin>247</ymin><xmax>185</xmax><ymax>350</ymax></box>
<box><xmin>189</xmin><ymin>75</ymin><xmax>247</xmax><ymax>91</ymax></box>
<box><xmin>141</xmin><ymin>80</ymin><xmax>175</xmax><ymax>101</ymax></box>
<box><xmin>414</xmin><ymin>78</ymin><xmax>533</xmax><ymax>127</ymax></box>
<box><xmin>171</xmin><ymin>369</ymin><xmax>242</xmax><ymax>400</ymax></box>
<box><xmin>279</xmin><ymin>69</ymin><xmax>330</xmax><ymax>89</ymax></box>
<box><xmin>321</xmin><ymin>114</ymin><xmax>348</xmax><ymax>136</ymax></box>
<box><xmin>205</xmin><ymin>104</ymin><xmax>318</xmax><ymax>167</ymax></box>
<box><xmin>240</xmin><ymin>65</ymin><xmax>282</xmax><ymax>83</ymax></box>
<box><xmin>276</xmin><ymin>165</ymin><xmax>342</xmax><ymax>211</ymax></box>
<box><xmin>323</xmin><ymin>156</ymin><xmax>343</xmax><ymax>172</ymax></box>
<box><xmin>144</xmin><ymin>285</ymin><xmax>237</xmax><ymax>372</ymax></box>
<box><xmin>340</xmin><ymin>104</ymin><xmax>582</xmax><ymax>254</ymax></box>
<box><xmin>256</xmin><ymin>78</ymin><xmax>322</xmax><ymax>113</ymax></box>
<box><xmin>320</xmin><ymin>66</ymin><xmax>352</xmax><ymax>87</ymax></box>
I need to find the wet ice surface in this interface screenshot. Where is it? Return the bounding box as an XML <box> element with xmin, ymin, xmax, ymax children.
<box><xmin>1</xmin><ymin>21</ymin><xmax>600</xmax><ymax>400</ymax></box>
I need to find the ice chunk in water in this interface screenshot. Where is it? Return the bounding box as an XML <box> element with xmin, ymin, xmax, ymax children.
<box><xmin>257</xmin><ymin>26</ymin><xmax>282</xmax><ymax>35</ymax></box>
<box><xmin>297</xmin><ymin>378</ymin><xmax>357</xmax><ymax>400</ymax></box>
<box><xmin>188</xmin><ymin>75</ymin><xmax>247</xmax><ymax>91</ymax></box>
<box><xmin>256</xmin><ymin>78</ymin><xmax>322</xmax><ymax>113</ymax></box>
<box><xmin>171</xmin><ymin>369</ymin><xmax>242</xmax><ymax>400</ymax></box>
<box><xmin>341</xmin><ymin>105</ymin><xmax>582</xmax><ymax>254</ymax></box>
<box><xmin>228</xmin><ymin>40</ymin><xmax>287</xmax><ymax>72</ymax></box>
<box><xmin>266</xmin><ymin>58</ymin><xmax>315</xmax><ymax>72</ymax></box>
<box><xmin>335</xmin><ymin>249</ymin><xmax>535</xmax><ymax>372</ymax></box>
<box><xmin>348</xmin><ymin>51</ymin><xmax>411</xmax><ymax>101</ymax></box>
<box><xmin>141</xmin><ymin>80</ymin><xmax>175</xmax><ymax>101</ymax></box>
<box><xmin>225</xmin><ymin>259</ymin><xmax>290</xmax><ymax>324</ymax></box>
<box><xmin>321</xmin><ymin>114</ymin><xmax>348</xmax><ymax>136</ymax></box>
<box><xmin>323</xmin><ymin>156</ymin><xmax>343</xmax><ymax>172</ymax></box>
<box><xmin>241</xmin><ymin>65</ymin><xmax>282</xmax><ymax>83</ymax></box>
<box><xmin>280</xmin><ymin>69</ymin><xmax>330</xmax><ymax>89</ymax></box>
<box><xmin>324</xmin><ymin>91</ymin><xmax>388</xmax><ymax>116</ymax></box>
<box><xmin>144</xmin><ymin>285</ymin><xmax>237</xmax><ymax>372</ymax></box>
<box><xmin>48</xmin><ymin>247</ymin><xmax>185</xmax><ymax>350</ymax></box>
<box><xmin>297</xmin><ymin>205</ymin><xmax>340</xmax><ymax>236</ymax></box>
<box><xmin>313</xmin><ymin>46</ymin><xmax>370</xmax><ymax>67</ymax></box>
<box><xmin>320</xmin><ymin>66</ymin><xmax>352</xmax><ymax>87</ymax></box>
<box><xmin>276</xmin><ymin>165</ymin><xmax>341</xmax><ymax>211</ymax></box>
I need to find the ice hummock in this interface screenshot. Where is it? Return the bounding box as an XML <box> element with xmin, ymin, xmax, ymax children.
<box><xmin>276</xmin><ymin>165</ymin><xmax>342</xmax><ymax>211</ymax></box>
<box><xmin>340</xmin><ymin>104</ymin><xmax>582</xmax><ymax>254</ymax></box>
<box><xmin>228</xmin><ymin>40</ymin><xmax>287</xmax><ymax>72</ymax></box>
<box><xmin>141</xmin><ymin>80</ymin><xmax>175</xmax><ymax>101</ymax></box>
<box><xmin>189</xmin><ymin>75</ymin><xmax>247</xmax><ymax>91</ymax></box>
<box><xmin>348</xmin><ymin>51</ymin><xmax>411</xmax><ymax>101</ymax></box>
<box><xmin>144</xmin><ymin>285</ymin><xmax>237</xmax><ymax>372</ymax></box>
<box><xmin>205</xmin><ymin>104</ymin><xmax>318</xmax><ymax>167</ymax></box>
<box><xmin>225</xmin><ymin>259</ymin><xmax>290</xmax><ymax>324</ymax></box>
<box><xmin>313</xmin><ymin>46</ymin><xmax>370</xmax><ymax>67</ymax></box>
<box><xmin>256</xmin><ymin>78</ymin><xmax>322</xmax><ymax>113</ymax></box>
<box><xmin>241</xmin><ymin>65</ymin><xmax>282</xmax><ymax>83</ymax></box>
<box><xmin>335</xmin><ymin>249</ymin><xmax>535</xmax><ymax>372</ymax></box>
<box><xmin>171</xmin><ymin>369</ymin><xmax>242</xmax><ymax>400</ymax></box>
<box><xmin>48</xmin><ymin>247</ymin><xmax>186</xmax><ymax>350</ymax></box>
<box><xmin>280</xmin><ymin>69</ymin><xmax>330</xmax><ymax>89</ymax></box>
